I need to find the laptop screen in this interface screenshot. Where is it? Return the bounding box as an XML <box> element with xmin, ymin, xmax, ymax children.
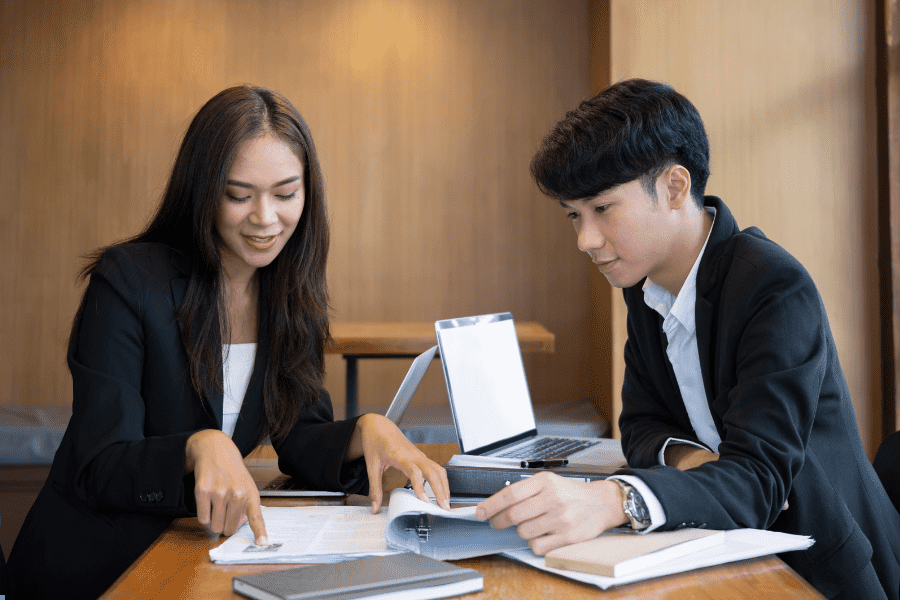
<box><xmin>435</xmin><ymin>313</ymin><xmax>537</xmax><ymax>454</ymax></box>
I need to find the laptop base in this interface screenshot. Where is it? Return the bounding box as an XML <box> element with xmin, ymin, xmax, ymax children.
<box><xmin>445</xmin><ymin>463</ymin><xmax>615</xmax><ymax>497</ymax></box>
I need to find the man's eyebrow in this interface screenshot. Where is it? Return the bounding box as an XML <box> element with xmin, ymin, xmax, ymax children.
<box><xmin>226</xmin><ymin>175</ymin><xmax>301</xmax><ymax>189</ymax></box>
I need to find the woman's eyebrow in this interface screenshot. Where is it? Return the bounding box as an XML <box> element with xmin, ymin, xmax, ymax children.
<box><xmin>226</xmin><ymin>175</ymin><xmax>301</xmax><ymax>189</ymax></box>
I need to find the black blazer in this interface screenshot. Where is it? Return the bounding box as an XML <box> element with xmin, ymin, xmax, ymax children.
<box><xmin>617</xmin><ymin>197</ymin><xmax>900</xmax><ymax>599</ymax></box>
<box><xmin>8</xmin><ymin>243</ymin><xmax>366</xmax><ymax>599</ymax></box>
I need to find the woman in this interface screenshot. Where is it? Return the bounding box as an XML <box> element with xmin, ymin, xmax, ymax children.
<box><xmin>8</xmin><ymin>86</ymin><xmax>449</xmax><ymax>599</ymax></box>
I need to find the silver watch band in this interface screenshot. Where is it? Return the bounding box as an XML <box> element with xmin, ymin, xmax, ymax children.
<box><xmin>611</xmin><ymin>479</ymin><xmax>651</xmax><ymax>530</ymax></box>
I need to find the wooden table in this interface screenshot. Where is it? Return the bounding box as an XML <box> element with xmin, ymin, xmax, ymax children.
<box><xmin>326</xmin><ymin>321</ymin><xmax>555</xmax><ymax>418</ymax></box>
<box><xmin>100</xmin><ymin>444</ymin><xmax>825</xmax><ymax>599</ymax></box>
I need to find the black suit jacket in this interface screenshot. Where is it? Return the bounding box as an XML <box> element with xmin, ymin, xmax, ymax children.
<box><xmin>616</xmin><ymin>197</ymin><xmax>900</xmax><ymax>599</ymax></box>
<box><xmin>8</xmin><ymin>243</ymin><xmax>366</xmax><ymax>599</ymax></box>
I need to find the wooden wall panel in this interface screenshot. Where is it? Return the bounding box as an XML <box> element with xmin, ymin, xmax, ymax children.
<box><xmin>884</xmin><ymin>0</ymin><xmax>900</xmax><ymax>434</ymax></box>
<box><xmin>0</xmin><ymin>1</ymin><xmax>596</xmax><ymax>418</ymax></box>
<box><xmin>602</xmin><ymin>0</ymin><xmax>882</xmax><ymax>455</ymax></box>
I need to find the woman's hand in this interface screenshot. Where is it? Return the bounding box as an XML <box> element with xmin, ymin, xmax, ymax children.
<box><xmin>475</xmin><ymin>472</ymin><xmax>627</xmax><ymax>555</ymax></box>
<box><xmin>346</xmin><ymin>414</ymin><xmax>450</xmax><ymax>513</ymax></box>
<box><xmin>185</xmin><ymin>429</ymin><xmax>268</xmax><ymax>545</ymax></box>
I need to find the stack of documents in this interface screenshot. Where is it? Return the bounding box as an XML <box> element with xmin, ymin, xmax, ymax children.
<box><xmin>210</xmin><ymin>488</ymin><xmax>527</xmax><ymax>565</ymax></box>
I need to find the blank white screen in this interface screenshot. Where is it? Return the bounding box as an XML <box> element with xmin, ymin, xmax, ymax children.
<box><xmin>438</xmin><ymin>317</ymin><xmax>536</xmax><ymax>452</ymax></box>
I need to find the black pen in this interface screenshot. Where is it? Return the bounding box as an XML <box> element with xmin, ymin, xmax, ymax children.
<box><xmin>520</xmin><ymin>458</ymin><xmax>568</xmax><ymax>469</ymax></box>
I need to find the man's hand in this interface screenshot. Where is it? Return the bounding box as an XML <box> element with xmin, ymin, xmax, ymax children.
<box><xmin>185</xmin><ymin>429</ymin><xmax>268</xmax><ymax>545</ymax></box>
<box><xmin>474</xmin><ymin>472</ymin><xmax>628</xmax><ymax>555</ymax></box>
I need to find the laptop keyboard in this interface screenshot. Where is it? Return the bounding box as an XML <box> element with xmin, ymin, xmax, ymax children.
<box><xmin>492</xmin><ymin>437</ymin><xmax>600</xmax><ymax>460</ymax></box>
<box><xmin>261</xmin><ymin>475</ymin><xmax>306</xmax><ymax>492</ymax></box>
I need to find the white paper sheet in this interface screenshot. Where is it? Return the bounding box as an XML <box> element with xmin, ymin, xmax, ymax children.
<box><xmin>209</xmin><ymin>505</ymin><xmax>393</xmax><ymax>564</ymax></box>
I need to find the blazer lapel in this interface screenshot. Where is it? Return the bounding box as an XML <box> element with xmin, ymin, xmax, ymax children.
<box><xmin>657</xmin><ymin>313</ymin><xmax>682</xmax><ymax>395</ymax></box>
<box><xmin>695</xmin><ymin>294</ymin><xmax>716</xmax><ymax>407</ymax></box>
<box><xmin>695</xmin><ymin>196</ymin><xmax>740</xmax><ymax>438</ymax></box>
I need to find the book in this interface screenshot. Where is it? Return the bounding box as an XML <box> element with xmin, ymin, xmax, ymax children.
<box><xmin>233</xmin><ymin>552</ymin><xmax>483</xmax><ymax>600</ymax></box>
<box><xmin>545</xmin><ymin>528</ymin><xmax>725</xmax><ymax>578</ymax></box>
<box><xmin>506</xmin><ymin>528</ymin><xmax>814</xmax><ymax>589</ymax></box>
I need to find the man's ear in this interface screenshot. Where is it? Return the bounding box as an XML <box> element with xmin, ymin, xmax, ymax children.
<box><xmin>662</xmin><ymin>164</ymin><xmax>692</xmax><ymax>209</ymax></box>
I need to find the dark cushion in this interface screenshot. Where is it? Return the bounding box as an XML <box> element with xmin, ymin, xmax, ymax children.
<box><xmin>0</xmin><ymin>405</ymin><xmax>71</xmax><ymax>465</ymax></box>
<box><xmin>873</xmin><ymin>430</ymin><xmax>900</xmax><ymax>514</ymax></box>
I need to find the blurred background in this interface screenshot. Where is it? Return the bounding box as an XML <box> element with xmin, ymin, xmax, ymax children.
<box><xmin>0</xmin><ymin>0</ymin><xmax>896</xmax><ymax>463</ymax></box>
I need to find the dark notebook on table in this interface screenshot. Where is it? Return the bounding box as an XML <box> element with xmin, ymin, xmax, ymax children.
<box><xmin>233</xmin><ymin>552</ymin><xmax>483</xmax><ymax>600</ymax></box>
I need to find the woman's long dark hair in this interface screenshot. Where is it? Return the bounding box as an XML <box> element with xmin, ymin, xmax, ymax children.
<box><xmin>70</xmin><ymin>85</ymin><xmax>331</xmax><ymax>444</ymax></box>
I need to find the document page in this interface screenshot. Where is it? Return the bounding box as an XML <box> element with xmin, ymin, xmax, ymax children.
<box><xmin>209</xmin><ymin>505</ymin><xmax>394</xmax><ymax>564</ymax></box>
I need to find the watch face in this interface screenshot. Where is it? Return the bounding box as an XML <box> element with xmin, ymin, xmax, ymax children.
<box><xmin>628</xmin><ymin>493</ymin><xmax>650</xmax><ymax>522</ymax></box>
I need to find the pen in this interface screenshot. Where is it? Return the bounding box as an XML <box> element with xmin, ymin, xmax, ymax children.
<box><xmin>520</xmin><ymin>458</ymin><xmax>569</xmax><ymax>469</ymax></box>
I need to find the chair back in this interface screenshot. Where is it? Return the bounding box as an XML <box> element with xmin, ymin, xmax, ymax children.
<box><xmin>0</xmin><ymin>541</ymin><xmax>8</xmax><ymax>597</ymax></box>
<box><xmin>873</xmin><ymin>431</ymin><xmax>900</xmax><ymax>515</ymax></box>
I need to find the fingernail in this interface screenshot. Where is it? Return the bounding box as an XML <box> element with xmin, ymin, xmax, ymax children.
<box><xmin>257</xmin><ymin>536</ymin><xmax>268</xmax><ymax>546</ymax></box>
<box><xmin>475</xmin><ymin>508</ymin><xmax>484</xmax><ymax>519</ymax></box>
<box><xmin>372</xmin><ymin>501</ymin><xmax>378</xmax><ymax>513</ymax></box>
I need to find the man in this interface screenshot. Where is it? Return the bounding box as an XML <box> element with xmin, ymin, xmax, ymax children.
<box><xmin>476</xmin><ymin>78</ymin><xmax>900</xmax><ymax>599</ymax></box>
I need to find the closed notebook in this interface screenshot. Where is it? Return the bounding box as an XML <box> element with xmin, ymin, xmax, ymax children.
<box><xmin>545</xmin><ymin>528</ymin><xmax>725</xmax><ymax>578</ymax></box>
<box><xmin>232</xmin><ymin>552</ymin><xmax>483</xmax><ymax>600</ymax></box>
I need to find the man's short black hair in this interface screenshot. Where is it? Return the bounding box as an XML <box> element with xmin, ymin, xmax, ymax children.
<box><xmin>530</xmin><ymin>78</ymin><xmax>710</xmax><ymax>205</ymax></box>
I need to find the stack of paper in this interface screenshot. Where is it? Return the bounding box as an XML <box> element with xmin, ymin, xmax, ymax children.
<box><xmin>210</xmin><ymin>488</ymin><xmax>527</xmax><ymax>565</ymax></box>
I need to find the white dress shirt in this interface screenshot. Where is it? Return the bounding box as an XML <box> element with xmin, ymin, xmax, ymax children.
<box><xmin>221</xmin><ymin>343</ymin><xmax>256</xmax><ymax>438</ymax></box>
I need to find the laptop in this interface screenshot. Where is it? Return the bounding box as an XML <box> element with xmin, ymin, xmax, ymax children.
<box><xmin>435</xmin><ymin>312</ymin><xmax>626</xmax><ymax>471</ymax></box>
<box><xmin>255</xmin><ymin>345</ymin><xmax>439</xmax><ymax>496</ymax></box>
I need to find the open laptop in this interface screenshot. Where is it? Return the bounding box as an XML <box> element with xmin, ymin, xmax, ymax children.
<box><xmin>435</xmin><ymin>312</ymin><xmax>626</xmax><ymax>471</ymax></box>
<box><xmin>255</xmin><ymin>345</ymin><xmax>439</xmax><ymax>496</ymax></box>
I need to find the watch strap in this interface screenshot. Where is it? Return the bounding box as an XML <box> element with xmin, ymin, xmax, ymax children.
<box><xmin>611</xmin><ymin>478</ymin><xmax>651</xmax><ymax>530</ymax></box>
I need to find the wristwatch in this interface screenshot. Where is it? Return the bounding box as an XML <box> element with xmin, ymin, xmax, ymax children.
<box><xmin>611</xmin><ymin>479</ymin><xmax>651</xmax><ymax>530</ymax></box>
